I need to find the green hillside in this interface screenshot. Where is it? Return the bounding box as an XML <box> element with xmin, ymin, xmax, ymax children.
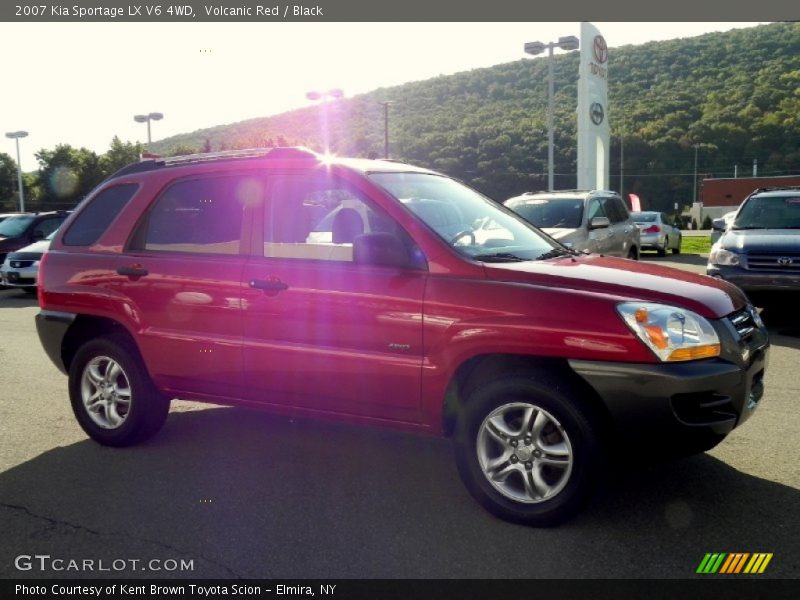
<box><xmin>150</xmin><ymin>22</ymin><xmax>800</xmax><ymax>212</ymax></box>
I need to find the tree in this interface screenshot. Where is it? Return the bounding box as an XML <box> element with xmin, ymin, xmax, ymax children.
<box><xmin>35</xmin><ymin>144</ymin><xmax>104</xmax><ymax>210</ymax></box>
<box><xmin>0</xmin><ymin>152</ymin><xmax>19</xmax><ymax>211</ymax></box>
<box><xmin>102</xmin><ymin>136</ymin><xmax>144</xmax><ymax>175</ymax></box>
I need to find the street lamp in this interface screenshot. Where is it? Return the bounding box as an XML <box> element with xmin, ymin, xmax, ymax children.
<box><xmin>693</xmin><ymin>144</ymin><xmax>700</xmax><ymax>204</ymax></box>
<box><xmin>379</xmin><ymin>101</ymin><xmax>394</xmax><ymax>159</ymax></box>
<box><xmin>133</xmin><ymin>112</ymin><xmax>164</xmax><ymax>145</ymax></box>
<box><xmin>524</xmin><ymin>35</ymin><xmax>580</xmax><ymax>191</ymax></box>
<box><xmin>5</xmin><ymin>130</ymin><xmax>28</xmax><ymax>212</ymax></box>
<box><xmin>306</xmin><ymin>89</ymin><xmax>344</xmax><ymax>153</ymax></box>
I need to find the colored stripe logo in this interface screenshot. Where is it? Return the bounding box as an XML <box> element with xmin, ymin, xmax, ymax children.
<box><xmin>697</xmin><ymin>553</ymin><xmax>773</xmax><ymax>574</ymax></box>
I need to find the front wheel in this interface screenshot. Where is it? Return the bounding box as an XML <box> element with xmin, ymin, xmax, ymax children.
<box><xmin>672</xmin><ymin>236</ymin><xmax>681</xmax><ymax>254</ymax></box>
<box><xmin>454</xmin><ymin>374</ymin><xmax>603</xmax><ymax>526</ymax></box>
<box><xmin>68</xmin><ymin>335</ymin><xmax>170</xmax><ymax>447</ymax></box>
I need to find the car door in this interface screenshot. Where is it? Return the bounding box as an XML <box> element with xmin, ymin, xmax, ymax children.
<box><xmin>584</xmin><ymin>197</ymin><xmax>614</xmax><ymax>255</ymax></box>
<box><xmin>601</xmin><ymin>196</ymin><xmax>636</xmax><ymax>257</ymax></box>
<box><xmin>240</xmin><ymin>171</ymin><xmax>426</xmax><ymax>422</ymax></box>
<box><xmin>108</xmin><ymin>173</ymin><xmax>253</xmax><ymax>398</ymax></box>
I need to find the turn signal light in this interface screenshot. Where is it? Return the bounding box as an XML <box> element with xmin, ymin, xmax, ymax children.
<box><xmin>668</xmin><ymin>344</ymin><xmax>721</xmax><ymax>361</ymax></box>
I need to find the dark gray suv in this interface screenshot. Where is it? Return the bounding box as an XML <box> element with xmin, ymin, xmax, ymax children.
<box><xmin>707</xmin><ymin>187</ymin><xmax>800</xmax><ymax>291</ymax></box>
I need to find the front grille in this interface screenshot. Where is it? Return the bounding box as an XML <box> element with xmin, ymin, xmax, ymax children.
<box><xmin>746</xmin><ymin>252</ymin><xmax>800</xmax><ymax>271</ymax></box>
<box><xmin>10</xmin><ymin>260</ymin><xmax>35</xmax><ymax>269</ymax></box>
<box><xmin>728</xmin><ymin>307</ymin><xmax>757</xmax><ymax>342</ymax></box>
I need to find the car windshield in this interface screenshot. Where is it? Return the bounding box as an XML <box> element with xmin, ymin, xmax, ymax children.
<box><xmin>369</xmin><ymin>172</ymin><xmax>560</xmax><ymax>261</ymax></box>
<box><xmin>630</xmin><ymin>212</ymin><xmax>657</xmax><ymax>222</ymax></box>
<box><xmin>506</xmin><ymin>197</ymin><xmax>584</xmax><ymax>229</ymax></box>
<box><xmin>0</xmin><ymin>216</ymin><xmax>34</xmax><ymax>237</ymax></box>
<box><xmin>733</xmin><ymin>195</ymin><xmax>800</xmax><ymax>229</ymax></box>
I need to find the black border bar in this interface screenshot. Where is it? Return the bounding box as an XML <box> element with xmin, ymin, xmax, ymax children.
<box><xmin>2</xmin><ymin>0</ymin><xmax>799</xmax><ymax>21</ymax></box>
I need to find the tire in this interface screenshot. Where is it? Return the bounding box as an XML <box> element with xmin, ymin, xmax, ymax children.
<box><xmin>657</xmin><ymin>238</ymin><xmax>667</xmax><ymax>257</ymax></box>
<box><xmin>672</xmin><ymin>236</ymin><xmax>681</xmax><ymax>255</ymax></box>
<box><xmin>627</xmin><ymin>246</ymin><xmax>639</xmax><ymax>260</ymax></box>
<box><xmin>453</xmin><ymin>373</ymin><xmax>604</xmax><ymax>526</ymax></box>
<box><xmin>68</xmin><ymin>335</ymin><xmax>170</xmax><ymax>447</ymax></box>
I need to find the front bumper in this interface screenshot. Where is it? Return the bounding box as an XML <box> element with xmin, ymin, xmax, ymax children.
<box><xmin>0</xmin><ymin>264</ymin><xmax>38</xmax><ymax>288</ymax></box>
<box><xmin>707</xmin><ymin>264</ymin><xmax>800</xmax><ymax>291</ymax></box>
<box><xmin>569</xmin><ymin>308</ymin><xmax>769</xmax><ymax>454</ymax></box>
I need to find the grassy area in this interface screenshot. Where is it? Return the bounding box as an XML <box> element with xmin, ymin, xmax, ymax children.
<box><xmin>681</xmin><ymin>236</ymin><xmax>712</xmax><ymax>255</ymax></box>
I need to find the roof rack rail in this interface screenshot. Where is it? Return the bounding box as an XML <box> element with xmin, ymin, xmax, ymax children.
<box><xmin>161</xmin><ymin>146</ymin><xmax>318</xmax><ymax>166</ymax></box>
<box><xmin>752</xmin><ymin>186</ymin><xmax>800</xmax><ymax>193</ymax></box>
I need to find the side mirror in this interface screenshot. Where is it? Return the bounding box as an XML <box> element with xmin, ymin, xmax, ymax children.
<box><xmin>711</xmin><ymin>218</ymin><xmax>726</xmax><ymax>232</ymax></box>
<box><xmin>31</xmin><ymin>230</ymin><xmax>45</xmax><ymax>241</ymax></box>
<box><xmin>588</xmin><ymin>216</ymin><xmax>610</xmax><ymax>230</ymax></box>
<box><xmin>353</xmin><ymin>233</ymin><xmax>412</xmax><ymax>268</ymax></box>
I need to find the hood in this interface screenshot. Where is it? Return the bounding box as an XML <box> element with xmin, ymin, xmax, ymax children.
<box><xmin>483</xmin><ymin>255</ymin><xmax>746</xmax><ymax>319</ymax></box>
<box><xmin>720</xmin><ymin>229</ymin><xmax>800</xmax><ymax>252</ymax></box>
<box><xmin>12</xmin><ymin>239</ymin><xmax>51</xmax><ymax>255</ymax></box>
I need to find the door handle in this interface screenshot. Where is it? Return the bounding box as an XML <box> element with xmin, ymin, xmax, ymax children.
<box><xmin>250</xmin><ymin>278</ymin><xmax>289</xmax><ymax>292</ymax></box>
<box><xmin>116</xmin><ymin>264</ymin><xmax>148</xmax><ymax>277</ymax></box>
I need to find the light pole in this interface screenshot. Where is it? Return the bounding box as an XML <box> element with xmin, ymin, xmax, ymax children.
<box><xmin>306</xmin><ymin>89</ymin><xmax>344</xmax><ymax>153</ymax></box>
<box><xmin>5</xmin><ymin>130</ymin><xmax>28</xmax><ymax>212</ymax></box>
<box><xmin>693</xmin><ymin>144</ymin><xmax>700</xmax><ymax>204</ymax></box>
<box><xmin>379</xmin><ymin>101</ymin><xmax>393</xmax><ymax>159</ymax></box>
<box><xmin>524</xmin><ymin>35</ymin><xmax>580</xmax><ymax>191</ymax></box>
<box><xmin>133</xmin><ymin>112</ymin><xmax>164</xmax><ymax>145</ymax></box>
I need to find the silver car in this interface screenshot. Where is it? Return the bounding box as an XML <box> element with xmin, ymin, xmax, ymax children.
<box><xmin>0</xmin><ymin>232</ymin><xmax>54</xmax><ymax>294</ymax></box>
<box><xmin>630</xmin><ymin>211</ymin><xmax>682</xmax><ymax>256</ymax></box>
<box><xmin>504</xmin><ymin>190</ymin><xmax>640</xmax><ymax>259</ymax></box>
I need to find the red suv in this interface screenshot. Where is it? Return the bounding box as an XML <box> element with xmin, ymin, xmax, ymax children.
<box><xmin>36</xmin><ymin>148</ymin><xmax>769</xmax><ymax>525</ymax></box>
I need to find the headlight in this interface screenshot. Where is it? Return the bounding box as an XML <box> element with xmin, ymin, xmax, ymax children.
<box><xmin>617</xmin><ymin>302</ymin><xmax>720</xmax><ymax>361</ymax></box>
<box><xmin>708</xmin><ymin>247</ymin><xmax>740</xmax><ymax>266</ymax></box>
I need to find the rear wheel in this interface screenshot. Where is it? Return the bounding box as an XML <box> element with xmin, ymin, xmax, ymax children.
<box><xmin>68</xmin><ymin>335</ymin><xmax>170</xmax><ymax>446</ymax></box>
<box><xmin>672</xmin><ymin>235</ymin><xmax>681</xmax><ymax>254</ymax></box>
<box><xmin>454</xmin><ymin>373</ymin><xmax>603</xmax><ymax>526</ymax></box>
<box><xmin>657</xmin><ymin>238</ymin><xmax>668</xmax><ymax>257</ymax></box>
<box><xmin>627</xmin><ymin>246</ymin><xmax>639</xmax><ymax>260</ymax></box>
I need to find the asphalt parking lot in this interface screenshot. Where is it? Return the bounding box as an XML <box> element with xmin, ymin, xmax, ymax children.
<box><xmin>1</xmin><ymin>255</ymin><xmax>799</xmax><ymax>579</ymax></box>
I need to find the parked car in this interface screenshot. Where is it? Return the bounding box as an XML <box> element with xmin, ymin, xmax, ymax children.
<box><xmin>708</xmin><ymin>187</ymin><xmax>800</xmax><ymax>292</ymax></box>
<box><xmin>630</xmin><ymin>211</ymin><xmax>682</xmax><ymax>256</ymax></box>
<box><xmin>0</xmin><ymin>231</ymin><xmax>56</xmax><ymax>293</ymax></box>
<box><xmin>36</xmin><ymin>149</ymin><xmax>768</xmax><ymax>526</ymax></box>
<box><xmin>0</xmin><ymin>212</ymin><xmax>29</xmax><ymax>223</ymax></box>
<box><xmin>0</xmin><ymin>211</ymin><xmax>70</xmax><ymax>265</ymax></box>
<box><xmin>504</xmin><ymin>190</ymin><xmax>640</xmax><ymax>259</ymax></box>
<box><xmin>710</xmin><ymin>210</ymin><xmax>737</xmax><ymax>244</ymax></box>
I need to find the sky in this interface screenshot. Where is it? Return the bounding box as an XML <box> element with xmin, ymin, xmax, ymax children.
<box><xmin>0</xmin><ymin>22</ymin><xmax>765</xmax><ymax>169</ymax></box>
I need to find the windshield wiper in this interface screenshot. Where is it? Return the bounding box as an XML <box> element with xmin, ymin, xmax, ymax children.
<box><xmin>536</xmin><ymin>248</ymin><xmax>576</xmax><ymax>260</ymax></box>
<box><xmin>472</xmin><ymin>252</ymin><xmax>527</xmax><ymax>262</ymax></box>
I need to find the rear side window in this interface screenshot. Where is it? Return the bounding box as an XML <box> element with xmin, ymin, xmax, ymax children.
<box><xmin>601</xmin><ymin>197</ymin><xmax>627</xmax><ymax>223</ymax></box>
<box><xmin>63</xmin><ymin>184</ymin><xmax>138</xmax><ymax>246</ymax></box>
<box><xmin>140</xmin><ymin>175</ymin><xmax>255</xmax><ymax>255</ymax></box>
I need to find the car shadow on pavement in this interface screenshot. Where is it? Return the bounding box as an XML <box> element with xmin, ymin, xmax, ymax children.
<box><xmin>640</xmin><ymin>252</ymin><xmax>708</xmax><ymax>267</ymax></box>
<box><xmin>1</xmin><ymin>406</ymin><xmax>799</xmax><ymax>578</ymax></box>
<box><xmin>0</xmin><ymin>288</ymin><xmax>38</xmax><ymax>308</ymax></box>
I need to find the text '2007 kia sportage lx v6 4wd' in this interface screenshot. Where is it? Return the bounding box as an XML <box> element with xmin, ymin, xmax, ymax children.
<box><xmin>36</xmin><ymin>148</ymin><xmax>768</xmax><ymax>526</ymax></box>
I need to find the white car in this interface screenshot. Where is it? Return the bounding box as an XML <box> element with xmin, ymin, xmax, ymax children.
<box><xmin>630</xmin><ymin>211</ymin><xmax>682</xmax><ymax>256</ymax></box>
<box><xmin>0</xmin><ymin>232</ymin><xmax>54</xmax><ymax>293</ymax></box>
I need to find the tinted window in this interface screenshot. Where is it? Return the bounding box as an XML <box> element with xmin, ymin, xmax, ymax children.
<box><xmin>34</xmin><ymin>217</ymin><xmax>65</xmax><ymax>239</ymax></box>
<box><xmin>142</xmin><ymin>176</ymin><xmax>253</xmax><ymax>254</ymax></box>
<box><xmin>64</xmin><ymin>184</ymin><xmax>138</xmax><ymax>246</ymax></box>
<box><xmin>585</xmin><ymin>198</ymin><xmax>606</xmax><ymax>221</ymax></box>
<box><xmin>601</xmin><ymin>197</ymin><xmax>626</xmax><ymax>223</ymax></box>
<box><xmin>506</xmin><ymin>197</ymin><xmax>584</xmax><ymax>229</ymax></box>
